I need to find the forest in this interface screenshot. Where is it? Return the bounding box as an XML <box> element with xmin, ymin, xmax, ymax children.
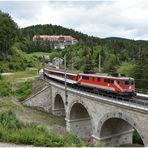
<box><xmin>0</xmin><ymin>10</ymin><xmax>148</xmax><ymax>88</ymax></box>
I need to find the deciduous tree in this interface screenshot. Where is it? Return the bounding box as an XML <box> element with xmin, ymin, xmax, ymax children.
<box><xmin>0</xmin><ymin>10</ymin><xmax>18</xmax><ymax>52</ymax></box>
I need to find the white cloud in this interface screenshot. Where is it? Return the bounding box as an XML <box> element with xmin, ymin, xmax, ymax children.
<box><xmin>1</xmin><ymin>1</ymin><xmax>148</xmax><ymax>40</ymax></box>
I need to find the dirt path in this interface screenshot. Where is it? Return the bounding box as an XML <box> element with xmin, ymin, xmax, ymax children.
<box><xmin>0</xmin><ymin>142</ymin><xmax>32</xmax><ymax>147</ymax></box>
<box><xmin>1</xmin><ymin>73</ymin><xmax>14</xmax><ymax>76</ymax></box>
<box><xmin>16</xmin><ymin>76</ymin><xmax>39</xmax><ymax>83</ymax></box>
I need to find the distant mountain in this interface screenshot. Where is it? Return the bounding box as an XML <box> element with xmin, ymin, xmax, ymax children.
<box><xmin>105</xmin><ymin>37</ymin><xmax>132</xmax><ymax>41</ymax></box>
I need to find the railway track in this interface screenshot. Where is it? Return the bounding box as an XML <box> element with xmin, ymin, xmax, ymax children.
<box><xmin>136</xmin><ymin>88</ymin><xmax>148</xmax><ymax>95</ymax></box>
<box><xmin>134</xmin><ymin>95</ymin><xmax>148</xmax><ymax>103</ymax></box>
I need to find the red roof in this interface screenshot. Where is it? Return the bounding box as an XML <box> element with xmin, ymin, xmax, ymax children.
<box><xmin>33</xmin><ymin>35</ymin><xmax>75</xmax><ymax>41</ymax></box>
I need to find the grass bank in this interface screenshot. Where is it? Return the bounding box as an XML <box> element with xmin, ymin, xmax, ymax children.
<box><xmin>0</xmin><ymin>77</ymin><xmax>33</xmax><ymax>101</ymax></box>
<box><xmin>0</xmin><ymin>98</ymin><xmax>17</xmax><ymax>109</ymax></box>
<box><xmin>1</xmin><ymin>69</ymin><xmax>38</xmax><ymax>82</ymax></box>
<box><xmin>0</xmin><ymin>69</ymin><xmax>44</xmax><ymax>101</ymax></box>
<box><xmin>28</xmin><ymin>52</ymin><xmax>50</xmax><ymax>57</ymax></box>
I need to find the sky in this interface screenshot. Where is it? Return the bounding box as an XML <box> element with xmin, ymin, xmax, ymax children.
<box><xmin>0</xmin><ymin>0</ymin><xmax>148</xmax><ymax>40</ymax></box>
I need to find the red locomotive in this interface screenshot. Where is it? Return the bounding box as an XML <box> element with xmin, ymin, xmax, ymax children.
<box><xmin>43</xmin><ymin>67</ymin><xmax>136</xmax><ymax>97</ymax></box>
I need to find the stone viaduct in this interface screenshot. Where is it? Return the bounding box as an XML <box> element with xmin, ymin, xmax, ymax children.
<box><xmin>23</xmin><ymin>79</ymin><xmax>148</xmax><ymax>146</ymax></box>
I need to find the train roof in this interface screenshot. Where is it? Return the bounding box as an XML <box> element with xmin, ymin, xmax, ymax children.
<box><xmin>79</xmin><ymin>73</ymin><xmax>134</xmax><ymax>80</ymax></box>
<box><xmin>44</xmin><ymin>67</ymin><xmax>134</xmax><ymax>80</ymax></box>
<box><xmin>44</xmin><ymin>67</ymin><xmax>78</xmax><ymax>76</ymax></box>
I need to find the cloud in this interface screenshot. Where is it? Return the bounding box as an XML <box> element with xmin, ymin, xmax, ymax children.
<box><xmin>0</xmin><ymin>1</ymin><xmax>148</xmax><ymax>40</ymax></box>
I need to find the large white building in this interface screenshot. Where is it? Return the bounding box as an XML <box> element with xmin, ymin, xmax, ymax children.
<box><xmin>33</xmin><ymin>35</ymin><xmax>78</xmax><ymax>49</ymax></box>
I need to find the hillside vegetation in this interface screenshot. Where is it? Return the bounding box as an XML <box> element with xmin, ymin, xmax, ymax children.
<box><xmin>0</xmin><ymin>47</ymin><xmax>39</xmax><ymax>72</ymax></box>
<box><xmin>0</xmin><ymin>9</ymin><xmax>148</xmax><ymax>88</ymax></box>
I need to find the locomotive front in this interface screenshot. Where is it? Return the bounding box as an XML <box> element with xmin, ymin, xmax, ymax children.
<box><xmin>121</xmin><ymin>77</ymin><xmax>136</xmax><ymax>97</ymax></box>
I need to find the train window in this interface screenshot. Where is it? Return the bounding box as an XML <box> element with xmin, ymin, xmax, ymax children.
<box><xmin>125</xmin><ymin>80</ymin><xmax>130</xmax><ymax>85</ymax></box>
<box><xmin>110</xmin><ymin>79</ymin><xmax>114</xmax><ymax>83</ymax></box>
<box><xmin>82</xmin><ymin>76</ymin><xmax>89</xmax><ymax>80</ymax></box>
<box><xmin>131</xmin><ymin>80</ymin><xmax>134</xmax><ymax>85</ymax></box>
<box><xmin>118</xmin><ymin>80</ymin><xmax>120</xmax><ymax>84</ymax></box>
<box><xmin>97</xmin><ymin>78</ymin><xmax>100</xmax><ymax>82</ymax></box>
<box><xmin>108</xmin><ymin>79</ymin><xmax>111</xmax><ymax>83</ymax></box>
<box><xmin>67</xmin><ymin>75</ymin><xmax>71</xmax><ymax>79</ymax></box>
<box><xmin>104</xmin><ymin>79</ymin><xmax>108</xmax><ymax>83</ymax></box>
<box><xmin>92</xmin><ymin>77</ymin><xmax>95</xmax><ymax>80</ymax></box>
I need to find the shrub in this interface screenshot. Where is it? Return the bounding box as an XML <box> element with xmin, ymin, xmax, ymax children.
<box><xmin>62</xmin><ymin>133</ymin><xmax>85</xmax><ymax>147</ymax></box>
<box><xmin>0</xmin><ymin>111</ymin><xmax>85</xmax><ymax>147</ymax></box>
<box><xmin>0</xmin><ymin>68</ymin><xmax>2</xmax><ymax>79</ymax></box>
<box><xmin>0</xmin><ymin>47</ymin><xmax>39</xmax><ymax>72</ymax></box>
<box><xmin>14</xmin><ymin>81</ymin><xmax>33</xmax><ymax>101</ymax></box>
<box><xmin>0</xmin><ymin>80</ymin><xmax>12</xmax><ymax>96</ymax></box>
<box><xmin>133</xmin><ymin>130</ymin><xmax>144</xmax><ymax>145</ymax></box>
<box><xmin>0</xmin><ymin>110</ymin><xmax>22</xmax><ymax>129</ymax></box>
<box><xmin>0</xmin><ymin>98</ymin><xmax>16</xmax><ymax>109</ymax></box>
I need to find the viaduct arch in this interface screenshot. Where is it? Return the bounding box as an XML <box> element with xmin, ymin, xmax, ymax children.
<box><xmin>97</xmin><ymin>112</ymin><xmax>144</xmax><ymax>146</ymax></box>
<box><xmin>66</xmin><ymin>101</ymin><xmax>93</xmax><ymax>139</ymax></box>
<box><xmin>52</xmin><ymin>93</ymin><xmax>65</xmax><ymax>116</ymax></box>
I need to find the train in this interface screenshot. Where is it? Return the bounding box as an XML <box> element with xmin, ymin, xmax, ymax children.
<box><xmin>43</xmin><ymin>67</ymin><xmax>136</xmax><ymax>98</ymax></box>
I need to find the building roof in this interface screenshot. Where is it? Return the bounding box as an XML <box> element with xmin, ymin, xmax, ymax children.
<box><xmin>33</xmin><ymin>35</ymin><xmax>76</xmax><ymax>41</ymax></box>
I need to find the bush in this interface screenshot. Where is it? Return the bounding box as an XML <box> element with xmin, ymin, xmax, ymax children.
<box><xmin>0</xmin><ymin>110</ymin><xmax>21</xmax><ymax>129</ymax></box>
<box><xmin>62</xmin><ymin>133</ymin><xmax>85</xmax><ymax>147</ymax></box>
<box><xmin>14</xmin><ymin>81</ymin><xmax>33</xmax><ymax>101</ymax></box>
<box><xmin>0</xmin><ymin>74</ymin><xmax>2</xmax><ymax>80</ymax></box>
<box><xmin>0</xmin><ymin>98</ymin><xmax>17</xmax><ymax>109</ymax></box>
<box><xmin>0</xmin><ymin>68</ymin><xmax>2</xmax><ymax>79</ymax></box>
<box><xmin>117</xmin><ymin>61</ymin><xmax>135</xmax><ymax>77</ymax></box>
<box><xmin>0</xmin><ymin>47</ymin><xmax>39</xmax><ymax>72</ymax></box>
<box><xmin>0</xmin><ymin>80</ymin><xmax>12</xmax><ymax>96</ymax></box>
<box><xmin>10</xmin><ymin>124</ymin><xmax>50</xmax><ymax>145</ymax></box>
<box><xmin>133</xmin><ymin>130</ymin><xmax>144</xmax><ymax>145</ymax></box>
<box><xmin>0</xmin><ymin>111</ymin><xmax>85</xmax><ymax>147</ymax></box>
